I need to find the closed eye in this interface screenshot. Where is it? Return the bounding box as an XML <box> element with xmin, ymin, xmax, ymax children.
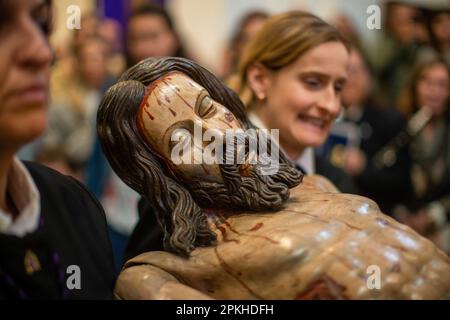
<box><xmin>195</xmin><ymin>92</ymin><xmax>216</xmax><ymax>119</ymax></box>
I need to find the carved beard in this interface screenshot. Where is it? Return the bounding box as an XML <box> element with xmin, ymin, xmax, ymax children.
<box><xmin>186</xmin><ymin>132</ymin><xmax>302</xmax><ymax>212</ymax></box>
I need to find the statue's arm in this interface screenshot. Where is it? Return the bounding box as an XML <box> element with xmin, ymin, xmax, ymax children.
<box><xmin>114</xmin><ymin>264</ymin><xmax>213</xmax><ymax>300</ymax></box>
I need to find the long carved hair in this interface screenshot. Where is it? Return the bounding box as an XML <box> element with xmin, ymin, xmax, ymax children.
<box><xmin>97</xmin><ymin>57</ymin><xmax>302</xmax><ymax>257</ymax></box>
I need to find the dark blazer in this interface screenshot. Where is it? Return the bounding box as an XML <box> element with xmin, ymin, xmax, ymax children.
<box><xmin>124</xmin><ymin>198</ymin><xmax>164</xmax><ymax>261</ymax></box>
<box><xmin>352</xmin><ymin>104</ymin><xmax>412</xmax><ymax>214</ymax></box>
<box><xmin>315</xmin><ymin>155</ymin><xmax>357</xmax><ymax>194</ymax></box>
<box><xmin>0</xmin><ymin>162</ymin><xmax>115</xmax><ymax>299</ymax></box>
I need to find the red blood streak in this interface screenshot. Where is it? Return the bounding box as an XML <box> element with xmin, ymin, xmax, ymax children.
<box><xmin>168</xmin><ymin>108</ymin><xmax>177</xmax><ymax>117</ymax></box>
<box><xmin>144</xmin><ymin>110</ymin><xmax>154</xmax><ymax>121</ymax></box>
<box><xmin>249</xmin><ymin>222</ymin><xmax>263</xmax><ymax>231</ymax></box>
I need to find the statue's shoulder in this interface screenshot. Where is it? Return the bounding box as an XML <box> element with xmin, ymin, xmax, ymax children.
<box><xmin>124</xmin><ymin>251</ymin><xmax>187</xmax><ymax>269</ymax></box>
<box><xmin>291</xmin><ymin>174</ymin><xmax>340</xmax><ymax>196</ymax></box>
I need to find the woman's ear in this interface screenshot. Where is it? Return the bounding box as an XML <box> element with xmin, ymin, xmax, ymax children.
<box><xmin>246</xmin><ymin>63</ymin><xmax>271</xmax><ymax>101</ymax></box>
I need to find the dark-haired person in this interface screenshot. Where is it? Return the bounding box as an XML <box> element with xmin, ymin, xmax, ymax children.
<box><xmin>374</xmin><ymin>1</ymin><xmax>431</xmax><ymax>106</ymax></box>
<box><xmin>220</xmin><ymin>10</ymin><xmax>269</xmax><ymax>79</ymax></box>
<box><xmin>0</xmin><ymin>0</ymin><xmax>115</xmax><ymax>299</ymax></box>
<box><xmin>126</xmin><ymin>3</ymin><xmax>188</xmax><ymax>67</ymax></box>
<box><xmin>427</xmin><ymin>9</ymin><xmax>450</xmax><ymax>66</ymax></box>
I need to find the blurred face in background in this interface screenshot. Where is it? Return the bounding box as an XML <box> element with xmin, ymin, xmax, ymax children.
<box><xmin>235</xmin><ymin>15</ymin><xmax>267</xmax><ymax>56</ymax></box>
<box><xmin>250</xmin><ymin>41</ymin><xmax>348</xmax><ymax>158</ymax></box>
<box><xmin>73</xmin><ymin>15</ymin><xmax>98</xmax><ymax>48</ymax></box>
<box><xmin>387</xmin><ymin>4</ymin><xmax>427</xmax><ymax>44</ymax></box>
<box><xmin>341</xmin><ymin>49</ymin><xmax>372</xmax><ymax>108</ymax></box>
<box><xmin>127</xmin><ymin>14</ymin><xmax>178</xmax><ymax>64</ymax></box>
<box><xmin>98</xmin><ymin>18</ymin><xmax>122</xmax><ymax>53</ymax></box>
<box><xmin>416</xmin><ymin>63</ymin><xmax>450</xmax><ymax>117</ymax></box>
<box><xmin>77</xmin><ymin>38</ymin><xmax>108</xmax><ymax>89</ymax></box>
<box><xmin>431</xmin><ymin>12</ymin><xmax>450</xmax><ymax>48</ymax></box>
<box><xmin>0</xmin><ymin>0</ymin><xmax>52</xmax><ymax>152</ymax></box>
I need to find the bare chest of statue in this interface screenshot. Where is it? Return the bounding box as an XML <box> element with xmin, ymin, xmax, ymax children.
<box><xmin>123</xmin><ymin>176</ymin><xmax>450</xmax><ymax>299</ymax></box>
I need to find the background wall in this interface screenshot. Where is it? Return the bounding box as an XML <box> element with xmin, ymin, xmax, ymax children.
<box><xmin>50</xmin><ymin>0</ymin><xmax>449</xmax><ymax>73</ymax></box>
<box><xmin>168</xmin><ymin>0</ymin><xmax>385</xmax><ymax>73</ymax></box>
<box><xmin>51</xmin><ymin>0</ymin><xmax>94</xmax><ymax>47</ymax></box>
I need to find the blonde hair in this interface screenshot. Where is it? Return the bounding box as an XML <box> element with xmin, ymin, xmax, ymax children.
<box><xmin>229</xmin><ymin>11</ymin><xmax>349</xmax><ymax>108</ymax></box>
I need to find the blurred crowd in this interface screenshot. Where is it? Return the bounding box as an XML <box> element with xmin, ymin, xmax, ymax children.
<box><xmin>17</xmin><ymin>0</ymin><xmax>450</xmax><ymax>267</ymax></box>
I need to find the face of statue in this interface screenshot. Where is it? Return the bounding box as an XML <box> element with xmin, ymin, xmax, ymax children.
<box><xmin>138</xmin><ymin>72</ymin><xmax>243</xmax><ymax>184</ymax></box>
<box><xmin>98</xmin><ymin>58</ymin><xmax>303</xmax><ymax>257</ymax></box>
